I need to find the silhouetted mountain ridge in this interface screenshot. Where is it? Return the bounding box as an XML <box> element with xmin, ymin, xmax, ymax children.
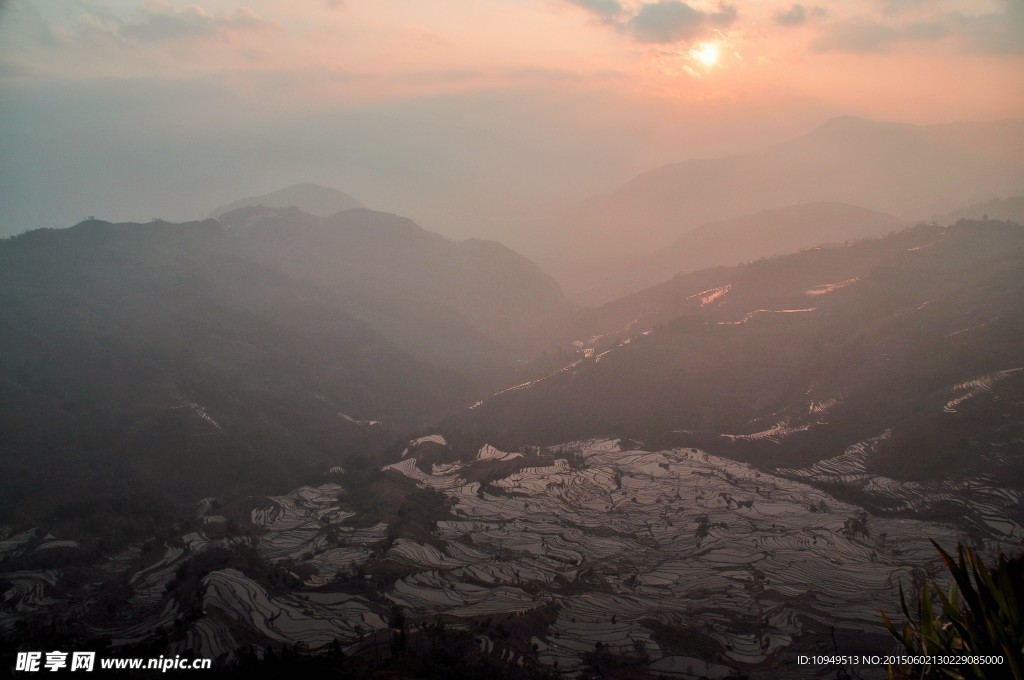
<box><xmin>937</xmin><ymin>194</ymin><xmax>1024</xmax><ymax>224</ymax></box>
<box><xmin>0</xmin><ymin>207</ymin><xmax>570</xmax><ymax>520</ymax></box>
<box><xmin>541</xmin><ymin>117</ymin><xmax>1024</xmax><ymax>297</ymax></box>
<box><xmin>209</xmin><ymin>183</ymin><xmax>364</xmax><ymax>219</ymax></box>
<box><xmin>0</xmin><ymin>218</ymin><xmax>472</xmax><ymax>519</ymax></box>
<box><xmin>218</xmin><ymin>206</ymin><xmax>571</xmax><ymax>370</ymax></box>
<box><xmin>577</xmin><ymin>201</ymin><xmax>901</xmax><ymax>303</ymax></box>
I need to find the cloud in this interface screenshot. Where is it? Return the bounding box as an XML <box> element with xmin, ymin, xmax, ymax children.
<box><xmin>118</xmin><ymin>4</ymin><xmax>267</xmax><ymax>42</ymax></box>
<box><xmin>775</xmin><ymin>5</ymin><xmax>806</xmax><ymax>26</ymax></box>
<box><xmin>949</xmin><ymin>1</ymin><xmax>1024</xmax><ymax>55</ymax></box>
<box><xmin>878</xmin><ymin>0</ymin><xmax>928</xmax><ymax>16</ymax></box>
<box><xmin>813</xmin><ymin>2</ymin><xmax>1024</xmax><ymax>56</ymax></box>
<box><xmin>903</xmin><ymin>21</ymin><xmax>949</xmax><ymax>40</ymax></box>
<box><xmin>626</xmin><ymin>1</ymin><xmax>737</xmax><ymax>44</ymax></box>
<box><xmin>812</xmin><ymin>18</ymin><xmax>906</xmax><ymax>52</ymax></box>
<box><xmin>774</xmin><ymin>4</ymin><xmax>826</xmax><ymax>27</ymax></box>
<box><xmin>0</xmin><ymin>1</ymin><xmax>273</xmax><ymax>79</ymax></box>
<box><xmin>0</xmin><ymin>0</ymin><xmax>60</xmax><ymax>48</ymax></box>
<box><xmin>563</xmin><ymin>0</ymin><xmax>736</xmax><ymax>44</ymax></box>
<box><xmin>565</xmin><ymin>0</ymin><xmax>625</xmax><ymax>23</ymax></box>
<box><xmin>565</xmin><ymin>0</ymin><xmax>1021</xmax><ymax>55</ymax></box>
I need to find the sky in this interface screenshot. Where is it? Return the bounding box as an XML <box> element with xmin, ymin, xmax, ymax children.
<box><xmin>1</xmin><ymin>0</ymin><xmax>1022</xmax><ymax>242</ymax></box>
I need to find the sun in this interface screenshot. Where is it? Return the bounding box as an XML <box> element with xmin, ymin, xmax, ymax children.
<box><xmin>691</xmin><ymin>42</ymin><xmax>721</xmax><ymax>68</ymax></box>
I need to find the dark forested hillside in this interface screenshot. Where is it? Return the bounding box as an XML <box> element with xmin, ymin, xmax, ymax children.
<box><xmin>452</xmin><ymin>219</ymin><xmax>1024</xmax><ymax>487</ymax></box>
<box><xmin>221</xmin><ymin>206</ymin><xmax>572</xmax><ymax>371</ymax></box>
<box><xmin>0</xmin><ymin>210</ymin><xmax>568</xmax><ymax>523</ymax></box>
<box><xmin>0</xmin><ymin>220</ymin><xmax>450</xmax><ymax>521</ymax></box>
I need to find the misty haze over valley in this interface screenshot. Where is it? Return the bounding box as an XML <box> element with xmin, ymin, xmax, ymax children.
<box><xmin>2</xmin><ymin>1</ymin><xmax>1024</xmax><ymax>678</ymax></box>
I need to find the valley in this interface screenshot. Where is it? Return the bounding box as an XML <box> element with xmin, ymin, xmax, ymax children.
<box><xmin>1</xmin><ymin>178</ymin><xmax>1022</xmax><ymax>680</ymax></box>
<box><xmin>4</xmin><ymin>0</ymin><xmax>1024</xmax><ymax>673</ymax></box>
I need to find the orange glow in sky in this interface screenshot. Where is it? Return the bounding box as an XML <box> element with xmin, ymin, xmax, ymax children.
<box><xmin>1</xmin><ymin>0</ymin><xmax>1021</xmax><ymax>120</ymax></box>
<box><xmin>0</xmin><ymin>0</ymin><xmax>1022</xmax><ymax>234</ymax></box>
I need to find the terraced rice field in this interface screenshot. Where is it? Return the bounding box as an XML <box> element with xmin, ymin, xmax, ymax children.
<box><xmin>1</xmin><ymin>536</ymin><xmax>197</xmax><ymax>647</ymax></box>
<box><xmin>251</xmin><ymin>483</ymin><xmax>387</xmax><ymax>584</ymax></box>
<box><xmin>720</xmin><ymin>420</ymin><xmax>811</xmax><ymax>444</ymax></box>
<box><xmin>804</xmin><ymin>278</ymin><xmax>859</xmax><ymax>297</ymax></box>
<box><xmin>0</xmin><ymin>571</ymin><xmax>61</xmax><ymax>634</ymax></box>
<box><xmin>3</xmin><ymin>437</ymin><xmax>1019</xmax><ymax>676</ymax></box>
<box><xmin>777</xmin><ymin>433</ymin><xmax>1024</xmax><ymax>542</ymax></box>
<box><xmin>486</xmin><ymin>360</ymin><xmax>584</xmax><ymax>400</ymax></box>
<box><xmin>402</xmin><ymin>434</ymin><xmax>448</xmax><ymax>455</ymax></box>
<box><xmin>943</xmin><ymin>368</ymin><xmax>1022</xmax><ymax>413</ymax></box>
<box><xmin>0</xmin><ymin>528</ymin><xmax>39</xmax><ymax>560</ymax></box>
<box><xmin>379</xmin><ymin>438</ymin><xmax>1000</xmax><ymax>675</ymax></box>
<box><xmin>200</xmin><ymin>568</ymin><xmax>386</xmax><ymax>652</ymax></box>
<box><xmin>0</xmin><ymin>481</ymin><xmax>393</xmax><ymax>660</ymax></box>
<box><xmin>688</xmin><ymin>285</ymin><xmax>732</xmax><ymax>306</ymax></box>
<box><xmin>477</xmin><ymin>445</ymin><xmax>524</xmax><ymax>462</ymax></box>
<box><xmin>717</xmin><ymin>308</ymin><xmax>816</xmax><ymax>325</ymax></box>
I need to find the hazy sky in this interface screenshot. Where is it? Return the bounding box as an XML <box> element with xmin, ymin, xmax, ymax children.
<box><xmin>1</xmin><ymin>0</ymin><xmax>1022</xmax><ymax>241</ymax></box>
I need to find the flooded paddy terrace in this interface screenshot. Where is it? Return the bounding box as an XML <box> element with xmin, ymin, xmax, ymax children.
<box><xmin>374</xmin><ymin>437</ymin><xmax>1010</xmax><ymax>676</ymax></box>
<box><xmin>3</xmin><ymin>437</ymin><xmax>1019</xmax><ymax>677</ymax></box>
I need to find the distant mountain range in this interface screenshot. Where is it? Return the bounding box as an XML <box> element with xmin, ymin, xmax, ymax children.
<box><xmin>937</xmin><ymin>193</ymin><xmax>1024</xmax><ymax>224</ymax></box>
<box><xmin>209</xmin><ymin>183</ymin><xmax>364</xmax><ymax>219</ymax></box>
<box><xmin>219</xmin><ymin>205</ymin><xmax>572</xmax><ymax>370</ymax></box>
<box><xmin>575</xmin><ymin>201</ymin><xmax>901</xmax><ymax>304</ymax></box>
<box><xmin>539</xmin><ymin>117</ymin><xmax>1024</xmax><ymax>298</ymax></box>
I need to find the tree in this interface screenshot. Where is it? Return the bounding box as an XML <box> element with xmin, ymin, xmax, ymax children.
<box><xmin>882</xmin><ymin>540</ymin><xmax>1023</xmax><ymax>679</ymax></box>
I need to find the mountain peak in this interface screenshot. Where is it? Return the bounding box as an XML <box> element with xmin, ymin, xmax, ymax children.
<box><xmin>813</xmin><ymin>114</ymin><xmax>879</xmax><ymax>131</ymax></box>
<box><xmin>209</xmin><ymin>184</ymin><xmax>364</xmax><ymax>219</ymax></box>
<box><xmin>800</xmin><ymin>115</ymin><xmax>916</xmax><ymax>145</ymax></box>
